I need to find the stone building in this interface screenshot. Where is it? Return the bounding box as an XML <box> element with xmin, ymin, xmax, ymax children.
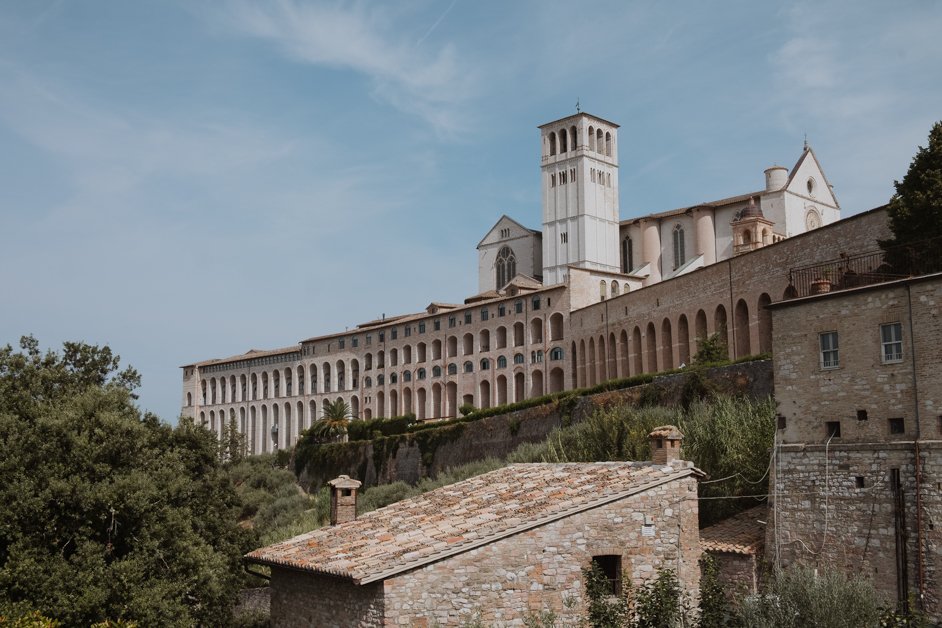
<box><xmin>247</xmin><ymin>435</ymin><xmax>703</xmax><ymax>626</ymax></box>
<box><xmin>181</xmin><ymin>110</ymin><xmax>847</xmax><ymax>455</ymax></box>
<box><xmin>767</xmin><ymin>270</ymin><xmax>942</xmax><ymax>617</ymax></box>
<box><xmin>700</xmin><ymin>505</ymin><xmax>766</xmax><ymax>598</ymax></box>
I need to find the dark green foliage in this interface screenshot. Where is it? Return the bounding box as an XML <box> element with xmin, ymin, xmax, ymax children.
<box><xmin>0</xmin><ymin>337</ymin><xmax>252</xmax><ymax>627</ymax></box>
<box><xmin>508</xmin><ymin>416</ymin><xmax>522</xmax><ymax>436</ymax></box>
<box><xmin>738</xmin><ymin>567</ymin><xmax>882</xmax><ymax>628</ymax></box>
<box><xmin>346</xmin><ymin>414</ymin><xmax>416</xmax><ymax>441</ymax></box>
<box><xmin>413</xmin><ymin>422</ymin><xmax>466</xmax><ymax>466</ymax></box>
<box><xmin>694</xmin><ymin>334</ymin><xmax>729</xmax><ymax>365</ymax></box>
<box><xmin>697</xmin><ymin>554</ymin><xmax>736</xmax><ymax>628</ymax></box>
<box><xmin>880</xmin><ymin>121</ymin><xmax>942</xmax><ymax>275</ymax></box>
<box><xmin>582</xmin><ymin>561</ymin><xmax>631</xmax><ymax>627</ymax></box>
<box><xmin>633</xmin><ymin>569</ymin><xmax>689</xmax><ymax>628</ymax></box>
<box><xmin>458</xmin><ymin>402</ymin><xmax>476</xmax><ymax>416</ymax></box>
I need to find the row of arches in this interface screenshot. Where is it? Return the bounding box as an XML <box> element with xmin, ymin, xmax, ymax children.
<box><xmin>546</xmin><ymin>126</ymin><xmax>613</xmax><ymax>157</ymax></box>
<box><xmin>200</xmin><ymin>396</ymin><xmax>363</xmax><ymax>455</ymax></box>
<box><xmin>361</xmin><ymin>348</ymin><xmax>564</xmax><ymax>387</ymax></box>
<box><xmin>570</xmin><ymin>294</ymin><xmax>773</xmax><ymax>387</ymax></box>
<box><xmin>366</xmin><ymin>367</ymin><xmax>566</xmax><ymax>420</ymax></box>
<box><xmin>200</xmin><ymin>360</ymin><xmax>362</xmax><ymax>406</ymax></box>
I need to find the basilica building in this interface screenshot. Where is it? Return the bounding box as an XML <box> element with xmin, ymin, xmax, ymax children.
<box><xmin>181</xmin><ymin>111</ymin><xmax>841</xmax><ymax>455</ymax></box>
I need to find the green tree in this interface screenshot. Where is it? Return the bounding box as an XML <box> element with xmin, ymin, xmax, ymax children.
<box><xmin>311</xmin><ymin>398</ymin><xmax>352</xmax><ymax>443</ymax></box>
<box><xmin>880</xmin><ymin>121</ymin><xmax>942</xmax><ymax>274</ymax></box>
<box><xmin>0</xmin><ymin>336</ymin><xmax>253</xmax><ymax>627</ymax></box>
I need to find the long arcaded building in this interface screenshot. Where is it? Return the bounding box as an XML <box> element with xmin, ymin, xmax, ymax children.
<box><xmin>181</xmin><ymin>110</ymin><xmax>846</xmax><ymax>455</ymax></box>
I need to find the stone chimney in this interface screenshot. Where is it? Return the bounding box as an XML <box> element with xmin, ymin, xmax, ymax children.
<box><xmin>328</xmin><ymin>475</ymin><xmax>362</xmax><ymax>525</ymax></box>
<box><xmin>649</xmin><ymin>425</ymin><xmax>684</xmax><ymax>465</ymax></box>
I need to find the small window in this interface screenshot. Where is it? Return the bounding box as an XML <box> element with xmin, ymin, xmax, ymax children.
<box><xmin>855</xmin><ymin>476</ymin><xmax>865</xmax><ymax>489</ymax></box>
<box><xmin>432</xmin><ymin>366</ymin><xmax>442</xmax><ymax>377</ymax></box>
<box><xmin>464</xmin><ymin>361</ymin><xmax>473</xmax><ymax>373</ymax></box>
<box><xmin>338</xmin><ymin>339</ymin><xmax>345</xmax><ymax>349</ymax></box>
<box><xmin>819</xmin><ymin>332</ymin><xmax>839</xmax><ymax>369</ymax></box>
<box><xmin>417</xmin><ymin>368</ymin><xmax>426</xmax><ymax>380</ymax></box>
<box><xmin>857</xmin><ymin>409</ymin><xmax>868</xmax><ymax>421</ymax></box>
<box><xmin>448</xmin><ymin>316</ymin><xmax>456</xmax><ymax>328</ymax></box>
<box><xmin>514</xmin><ymin>353</ymin><xmax>525</xmax><ymax>365</ymax></box>
<box><xmin>481</xmin><ymin>308</ymin><xmax>489</xmax><ymax>321</ymax></box>
<box><xmin>880</xmin><ymin>323</ymin><xmax>903</xmax><ymax>363</ymax></box>
<box><xmin>532</xmin><ymin>297</ymin><xmax>541</xmax><ymax>311</ymax></box>
<box><xmin>515</xmin><ymin>300</ymin><xmax>524</xmax><ymax>314</ymax></box>
<box><xmin>419</xmin><ymin>322</ymin><xmax>426</xmax><ymax>334</ymax></box>
<box><xmin>480</xmin><ymin>358</ymin><xmax>490</xmax><ymax>370</ymax></box>
<box><xmin>379</xmin><ymin>332</ymin><xmax>385</xmax><ymax>343</ymax></box>
<box><xmin>448</xmin><ymin>363</ymin><xmax>457</xmax><ymax>375</ymax></box>
<box><xmin>825</xmin><ymin>421</ymin><xmax>841</xmax><ymax>438</ymax></box>
<box><xmin>498</xmin><ymin>305</ymin><xmax>506</xmax><ymax>317</ymax></box>
<box><xmin>497</xmin><ymin>356</ymin><xmax>507</xmax><ymax>369</ymax></box>
<box><xmin>403</xmin><ymin>371</ymin><xmax>411</xmax><ymax>382</ymax></box>
<box><xmin>391</xmin><ymin>329</ymin><xmax>398</xmax><ymax>340</ymax></box>
<box><xmin>464</xmin><ymin>312</ymin><xmax>472</xmax><ymax>324</ymax></box>
<box><xmin>352</xmin><ymin>337</ymin><xmax>359</xmax><ymax>347</ymax></box>
<box><xmin>777</xmin><ymin>415</ymin><xmax>786</xmax><ymax>430</ymax></box>
<box><xmin>888</xmin><ymin>418</ymin><xmax>905</xmax><ymax>435</ymax></box>
<box><xmin>366</xmin><ymin>335</ymin><xmax>372</xmax><ymax>346</ymax></box>
<box><xmin>377</xmin><ymin>374</ymin><xmax>385</xmax><ymax>385</ymax></box>
<box><xmin>404</xmin><ymin>327</ymin><xmax>411</xmax><ymax>337</ymax></box>
<box><xmin>591</xmin><ymin>555</ymin><xmax>622</xmax><ymax>596</ymax></box>
<box><xmin>550</xmin><ymin>347</ymin><xmax>564</xmax><ymax>361</ymax></box>
<box><xmin>390</xmin><ymin>373</ymin><xmax>398</xmax><ymax>384</ymax></box>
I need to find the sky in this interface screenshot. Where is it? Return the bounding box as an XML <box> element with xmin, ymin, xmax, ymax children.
<box><xmin>1</xmin><ymin>1</ymin><xmax>940</xmax><ymax>424</ymax></box>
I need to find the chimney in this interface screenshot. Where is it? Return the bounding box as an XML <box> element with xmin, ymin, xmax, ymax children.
<box><xmin>328</xmin><ymin>475</ymin><xmax>362</xmax><ymax>525</ymax></box>
<box><xmin>648</xmin><ymin>425</ymin><xmax>684</xmax><ymax>465</ymax></box>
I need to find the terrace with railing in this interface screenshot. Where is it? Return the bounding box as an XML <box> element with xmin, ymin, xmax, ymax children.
<box><xmin>785</xmin><ymin>236</ymin><xmax>942</xmax><ymax>298</ymax></box>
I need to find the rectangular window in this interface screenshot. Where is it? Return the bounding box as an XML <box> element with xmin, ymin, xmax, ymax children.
<box><xmin>888</xmin><ymin>417</ymin><xmax>905</xmax><ymax>434</ymax></box>
<box><xmin>880</xmin><ymin>322</ymin><xmax>903</xmax><ymax>363</ymax></box>
<box><xmin>339</xmin><ymin>339</ymin><xmax>345</xmax><ymax>349</ymax></box>
<box><xmin>825</xmin><ymin>421</ymin><xmax>841</xmax><ymax>438</ymax></box>
<box><xmin>481</xmin><ymin>308</ymin><xmax>489</xmax><ymax>321</ymax></box>
<box><xmin>404</xmin><ymin>327</ymin><xmax>411</xmax><ymax>337</ymax></box>
<box><xmin>352</xmin><ymin>337</ymin><xmax>358</xmax><ymax>348</ymax></box>
<box><xmin>591</xmin><ymin>555</ymin><xmax>622</xmax><ymax>596</ymax></box>
<box><xmin>366</xmin><ymin>335</ymin><xmax>372</xmax><ymax>346</ymax></box>
<box><xmin>419</xmin><ymin>322</ymin><xmax>426</xmax><ymax>334</ymax></box>
<box><xmin>515</xmin><ymin>301</ymin><xmax>523</xmax><ymax>314</ymax></box>
<box><xmin>379</xmin><ymin>332</ymin><xmax>385</xmax><ymax>343</ymax></box>
<box><xmin>391</xmin><ymin>329</ymin><xmax>398</xmax><ymax>340</ymax></box>
<box><xmin>464</xmin><ymin>312</ymin><xmax>472</xmax><ymax>324</ymax></box>
<box><xmin>448</xmin><ymin>316</ymin><xmax>456</xmax><ymax>328</ymax></box>
<box><xmin>777</xmin><ymin>415</ymin><xmax>786</xmax><ymax>430</ymax></box>
<box><xmin>532</xmin><ymin>297</ymin><xmax>541</xmax><ymax>311</ymax></box>
<box><xmin>819</xmin><ymin>332</ymin><xmax>839</xmax><ymax>368</ymax></box>
<box><xmin>434</xmin><ymin>319</ymin><xmax>441</xmax><ymax>331</ymax></box>
<box><xmin>498</xmin><ymin>305</ymin><xmax>506</xmax><ymax>317</ymax></box>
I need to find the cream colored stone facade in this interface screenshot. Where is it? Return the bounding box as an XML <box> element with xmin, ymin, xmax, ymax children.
<box><xmin>181</xmin><ymin>111</ymin><xmax>845</xmax><ymax>455</ymax></box>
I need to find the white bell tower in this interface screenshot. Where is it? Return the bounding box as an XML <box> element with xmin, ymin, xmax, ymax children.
<box><xmin>539</xmin><ymin>112</ymin><xmax>621</xmax><ymax>285</ymax></box>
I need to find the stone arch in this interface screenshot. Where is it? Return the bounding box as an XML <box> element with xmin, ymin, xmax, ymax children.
<box><xmin>322</xmin><ymin>363</ymin><xmax>331</xmax><ymax>393</ymax></box>
<box><xmin>678</xmin><ymin>314</ymin><xmax>690</xmax><ymax>365</ymax></box>
<box><xmin>632</xmin><ymin>326</ymin><xmax>643</xmax><ymax>375</ymax></box>
<box><xmin>530</xmin><ymin>369</ymin><xmax>544</xmax><ymax>397</ymax></box>
<box><xmin>661</xmin><ymin>318</ymin><xmax>674</xmax><ymax>370</ymax></box>
<box><xmin>496</xmin><ymin>326</ymin><xmax>507</xmax><ymax>349</ymax></box>
<box><xmin>549</xmin><ymin>367</ymin><xmax>564</xmax><ymax>393</ymax></box>
<box><xmin>714</xmin><ymin>305</ymin><xmax>729</xmax><ymax>357</ymax></box>
<box><xmin>250</xmin><ymin>406</ymin><xmax>257</xmax><ymax>455</ymax></box>
<box><xmin>645</xmin><ymin>322</ymin><xmax>658</xmax><ymax>373</ymax></box>
<box><xmin>239</xmin><ymin>407</ymin><xmax>246</xmax><ymax>438</ymax></box>
<box><xmin>261</xmin><ymin>405</ymin><xmax>269</xmax><ymax>453</ymax></box>
<box><xmin>479</xmin><ymin>329</ymin><xmax>490</xmax><ymax>352</ymax></box>
<box><xmin>432</xmin><ymin>383</ymin><xmax>442</xmax><ymax>419</ymax></box>
<box><xmin>783</xmin><ymin>285</ymin><xmax>798</xmax><ymax>300</ymax></box>
<box><xmin>549</xmin><ymin>313</ymin><xmax>564</xmax><ymax>341</ymax></box>
<box><xmin>695</xmin><ymin>309</ymin><xmax>708</xmax><ymax>343</ymax></box>
<box><xmin>417</xmin><ymin>387</ymin><xmax>427</xmax><ymax>420</ymax></box>
<box><xmin>377</xmin><ymin>391</ymin><xmax>386</xmax><ymax>418</ymax></box>
<box><xmin>446</xmin><ymin>382</ymin><xmax>458</xmax><ymax>418</ymax></box>
<box><xmin>272</xmin><ymin>403</ymin><xmax>280</xmax><ymax>450</ymax></box>
<box><xmin>605</xmin><ymin>131</ymin><xmax>612</xmax><ymax>156</ymax></box>
<box><xmin>514</xmin><ymin>371</ymin><xmax>525</xmax><ymax>402</ymax></box>
<box><xmin>530</xmin><ymin>318</ymin><xmax>544</xmax><ymax>344</ymax></box>
<box><xmin>570</xmin><ymin>341</ymin><xmax>579</xmax><ymax>388</ymax></box>
<box><xmin>417</xmin><ymin>342</ymin><xmax>427</xmax><ymax>362</ymax></box>
<box><xmin>284</xmin><ymin>402</ymin><xmax>292</xmax><ymax>449</ymax></box>
<box><xmin>559</xmin><ymin>128</ymin><xmax>568</xmax><ymax>153</ymax></box>
<box><xmin>734</xmin><ymin>298</ymin><xmax>750</xmax><ymax>358</ymax></box>
<box><xmin>462</xmin><ymin>333</ymin><xmax>474</xmax><ymax>356</ymax></box>
<box><xmin>447</xmin><ymin>336</ymin><xmax>458</xmax><ymax>358</ymax></box>
<box><xmin>403</xmin><ymin>387</ymin><xmax>413</xmax><ymax>415</ymax></box>
<box><xmin>350</xmin><ymin>395</ymin><xmax>360</xmax><ymax>419</ymax></box>
<box><xmin>432</xmin><ymin>339</ymin><xmax>442</xmax><ymax>360</ymax></box>
<box><xmin>389</xmin><ymin>389</ymin><xmax>399</xmax><ymax>417</ymax></box>
<box><xmin>479</xmin><ymin>380</ymin><xmax>491</xmax><ymax>409</ymax></box>
<box><xmin>619</xmin><ymin>329</ymin><xmax>630</xmax><ymax>377</ymax></box>
<box><xmin>608</xmin><ymin>332</ymin><xmax>618</xmax><ymax>378</ymax></box>
<box><xmin>587</xmin><ymin>337</ymin><xmax>597</xmax><ymax>386</ymax></box>
<box><xmin>758</xmin><ymin>293</ymin><xmax>773</xmax><ymax>353</ymax></box>
<box><xmin>597</xmin><ymin>335</ymin><xmax>607</xmax><ymax>383</ymax></box>
<box><xmin>390</xmin><ymin>348</ymin><xmax>398</xmax><ymax>367</ymax></box>
<box><xmin>549</xmin><ymin>132</ymin><xmax>557</xmax><ymax>156</ymax></box>
<box><xmin>336</xmin><ymin>359</ymin><xmax>346</xmax><ymax>391</ymax></box>
<box><xmin>297</xmin><ymin>400</ymin><xmax>304</xmax><ymax>432</ymax></box>
<box><xmin>309</xmin><ymin>399</ymin><xmax>317</xmax><ymax>424</ymax></box>
<box><xmin>513</xmin><ymin>322</ymin><xmax>525</xmax><ymax>347</ymax></box>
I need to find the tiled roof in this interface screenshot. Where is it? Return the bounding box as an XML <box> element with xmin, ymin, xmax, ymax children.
<box><xmin>621</xmin><ymin>191</ymin><xmax>764</xmax><ymax>225</ymax></box>
<box><xmin>247</xmin><ymin>461</ymin><xmax>701</xmax><ymax>584</ymax></box>
<box><xmin>700</xmin><ymin>505</ymin><xmax>766</xmax><ymax>555</ymax></box>
<box><xmin>182</xmin><ymin>345</ymin><xmax>301</xmax><ymax>368</ymax></box>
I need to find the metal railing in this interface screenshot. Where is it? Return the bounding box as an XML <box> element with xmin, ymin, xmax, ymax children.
<box><xmin>786</xmin><ymin>237</ymin><xmax>942</xmax><ymax>298</ymax></box>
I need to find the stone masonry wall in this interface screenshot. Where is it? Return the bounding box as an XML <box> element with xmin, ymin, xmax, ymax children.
<box><xmin>269</xmin><ymin>568</ymin><xmax>384</xmax><ymax>628</ymax></box>
<box><xmin>768</xmin><ymin>274</ymin><xmax>942</xmax><ymax>618</ymax></box>
<box><xmin>380</xmin><ymin>471</ymin><xmax>701</xmax><ymax>626</ymax></box>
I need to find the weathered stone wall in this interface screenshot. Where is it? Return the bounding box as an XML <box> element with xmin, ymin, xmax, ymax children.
<box><xmin>380</xmin><ymin>470</ymin><xmax>701</xmax><ymax>626</ymax></box>
<box><xmin>768</xmin><ymin>274</ymin><xmax>942</xmax><ymax>618</ymax></box>
<box><xmin>707</xmin><ymin>552</ymin><xmax>759</xmax><ymax>599</ymax></box>
<box><xmin>298</xmin><ymin>360</ymin><xmax>773</xmax><ymax>490</ymax></box>
<box><xmin>269</xmin><ymin>568</ymin><xmax>384</xmax><ymax>628</ymax></box>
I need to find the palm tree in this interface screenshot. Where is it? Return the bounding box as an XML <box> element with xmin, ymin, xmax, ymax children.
<box><xmin>312</xmin><ymin>398</ymin><xmax>351</xmax><ymax>443</ymax></box>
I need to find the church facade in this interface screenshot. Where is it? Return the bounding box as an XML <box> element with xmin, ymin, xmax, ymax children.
<box><xmin>181</xmin><ymin>111</ymin><xmax>842</xmax><ymax>455</ymax></box>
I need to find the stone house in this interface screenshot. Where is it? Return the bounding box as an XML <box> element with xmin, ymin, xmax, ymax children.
<box><xmin>767</xmin><ymin>271</ymin><xmax>942</xmax><ymax>619</ymax></box>
<box><xmin>247</xmin><ymin>429</ymin><xmax>703</xmax><ymax>626</ymax></box>
<box><xmin>700</xmin><ymin>505</ymin><xmax>766</xmax><ymax>598</ymax></box>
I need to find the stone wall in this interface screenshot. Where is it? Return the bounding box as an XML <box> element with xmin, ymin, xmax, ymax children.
<box><xmin>269</xmin><ymin>568</ymin><xmax>384</xmax><ymax>628</ymax></box>
<box><xmin>768</xmin><ymin>274</ymin><xmax>942</xmax><ymax>618</ymax></box>
<box><xmin>707</xmin><ymin>552</ymin><xmax>759</xmax><ymax>599</ymax></box>
<box><xmin>297</xmin><ymin>360</ymin><xmax>773</xmax><ymax>490</ymax></box>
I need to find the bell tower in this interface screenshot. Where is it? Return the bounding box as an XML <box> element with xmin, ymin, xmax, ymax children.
<box><xmin>539</xmin><ymin>112</ymin><xmax>621</xmax><ymax>285</ymax></box>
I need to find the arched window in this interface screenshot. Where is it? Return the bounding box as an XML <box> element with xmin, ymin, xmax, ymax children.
<box><xmin>377</xmin><ymin>374</ymin><xmax>384</xmax><ymax>385</ymax></box>
<box><xmin>621</xmin><ymin>236</ymin><xmax>633</xmax><ymax>272</ymax></box>
<box><xmin>611</xmin><ymin>281</ymin><xmax>619</xmax><ymax>297</ymax></box>
<box><xmin>673</xmin><ymin>224</ymin><xmax>686</xmax><ymax>270</ymax></box>
<box><xmin>365</xmin><ymin>376</ymin><xmax>372</xmax><ymax>388</ymax></box>
<box><xmin>186</xmin><ymin>392</ymin><xmax>192</xmax><ymax>406</ymax></box>
<box><xmin>447</xmin><ymin>363</ymin><xmax>458</xmax><ymax>375</ymax></box>
<box><xmin>403</xmin><ymin>371</ymin><xmax>412</xmax><ymax>382</ymax></box>
<box><xmin>463</xmin><ymin>361</ymin><xmax>474</xmax><ymax>373</ymax></box>
<box><xmin>549</xmin><ymin>132</ymin><xmax>557</xmax><ymax>156</ymax></box>
<box><xmin>605</xmin><ymin>131</ymin><xmax>612</xmax><ymax>156</ymax></box>
<box><xmin>600</xmin><ymin>280</ymin><xmax>607</xmax><ymax>301</ymax></box>
<box><xmin>596</xmin><ymin>128</ymin><xmax>603</xmax><ymax>153</ymax></box>
<box><xmin>495</xmin><ymin>246</ymin><xmax>517</xmax><ymax>289</ymax></box>
<box><xmin>418</xmin><ymin>368</ymin><xmax>427</xmax><ymax>380</ymax></box>
<box><xmin>497</xmin><ymin>356</ymin><xmax>507</xmax><ymax>369</ymax></box>
<box><xmin>432</xmin><ymin>365</ymin><xmax>442</xmax><ymax>377</ymax></box>
<box><xmin>550</xmin><ymin>347</ymin><xmax>564</xmax><ymax>361</ymax></box>
<box><xmin>570</xmin><ymin>125</ymin><xmax>577</xmax><ymax>149</ymax></box>
<box><xmin>588</xmin><ymin>126</ymin><xmax>596</xmax><ymax>151</ymax></box>
<box><xmin>559</xmin><ymin>128</ymin><xmax>568</xmax><ymax>153</ymax></box>
<box><xmin>513</xmin><ymin>353</ymin><xmax>525</xmax><ymax>365</ymax></box>
<box><xmin>390</xmin><ymin>373</ymin><xmax>398</xmax><ymax>384</ymax></box>
<box><xmin>480</xmin><ymin>358</ymin><xmax>490</xmax><ymax>370</ymax></box>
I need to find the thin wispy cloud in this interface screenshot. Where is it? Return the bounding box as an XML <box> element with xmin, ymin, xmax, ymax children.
<box><xmin>220</xmin><ymin>0</ymin><xmax>474</xmax><ymax>136</ymax></box>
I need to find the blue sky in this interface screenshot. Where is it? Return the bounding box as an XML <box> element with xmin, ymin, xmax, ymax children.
<box><xmin>1</xmin><ymin>1</ymin><xmax>939</xmax><ymax>424</ymax></box>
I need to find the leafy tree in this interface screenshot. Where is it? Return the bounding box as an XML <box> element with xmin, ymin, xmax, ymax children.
<box><xmin>693</xmin><ymin>334</ymin><xmax>728</xmax><ymax>365</ymax></box>
<box><xmin>0</xmin><ymin>336</ymin><xmax>253</xmax><ymax>627</ymax></box>
<box><xmin>880</xmin><ymin>121</ymin><xmax>942</xmax><ymax>274</ymax></box>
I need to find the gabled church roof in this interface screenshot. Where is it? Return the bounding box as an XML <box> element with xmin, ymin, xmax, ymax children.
<box><xmin>785</xmin><ymin>145</ymin><xmax>840</xmax><ymax>208</ymax></box>
<box><xmin>476</xmin><ymin>214</ymin><xmax>540</xmax><ymax>249</ymax></box>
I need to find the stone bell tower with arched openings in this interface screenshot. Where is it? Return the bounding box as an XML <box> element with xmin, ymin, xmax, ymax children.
<box><xmin>540</xmin><ymin>113</ymin><xmax>621</xmax><ymax>286</ymax></box>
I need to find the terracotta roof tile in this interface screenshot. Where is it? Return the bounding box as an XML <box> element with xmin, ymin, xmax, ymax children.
<box><xmin>700</xmin><ymin>505</ymin><xmax>766</xmax><ymax>555</ymax></box>
<box><xmin>247</xmin><ymin>462</ymin><xmax>701</xmax><ymax>584</ymax></box>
